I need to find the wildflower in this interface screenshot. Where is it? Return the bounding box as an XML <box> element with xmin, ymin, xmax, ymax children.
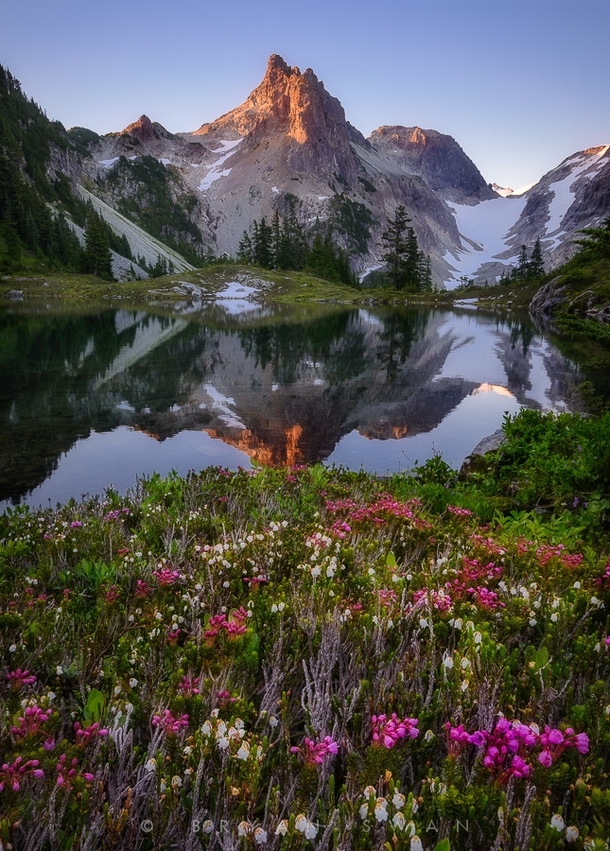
<box><xmin>410</xmin><ymin>836</ymin><xmax>424</xmax><ymax>851</ymax></box>
<box><xmin>151</xmin><ymin>709</ymin><xmax>189</xmax><ymax>735</ymax></box>
<box><xmin>74</xmin><ymin>721</ymin><xmax>109</xmax><ymax>745</ymax></box>
<box><xmin>372</xmin><ymin>713</ymin><xmax>419</xmax><ymax>748</ymax></box>
<box><xmin>374</xmin><ymin>797</ymin><xmax>388</xmax><ymax>822</ymax></box>
<box><xmin>566</xmin><ymin>826</ymin><xmax>579</xmax><ymax>842</ymax></box>
<box><xmin>291</xmin><ymin>735</ymin><xmax>339</xmax><ymax>765</ymax></box>
<box><xmin>275</xmin><ymin>820</ymin><xmax>289</xmax><ymax>836</ymax></box>
<box><xmin>0</xmin><ymin>756</ymin><xmax>44</xmax><ymax>791</ymax></box>
<box><xmin>550</xmin><ymin>814</ymin><xmax>565</xmax><ymax>831</ymax></box>
<box><xmin>6</xmin><ymin>669</ymin><xmax>37</xmax><ymax>691</ymax></box>
<box><xmin>237</xmin><ymin>821</ymin><xmax>252</xmax><ymax>837</ymax></box>
<box><xmin>392</xmin><ymin>811</ymin><xmax>406</xmax><ymax>829</ymax></box>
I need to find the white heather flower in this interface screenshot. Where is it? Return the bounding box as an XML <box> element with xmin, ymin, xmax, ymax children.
<box><xmin>275</xmin><ymin>820</ymin><xmax>289</xmax><ymax>836</ymax></box>
<box><xmin>304</xmin><ymin>821</ymin><xmax>318</xmax><ymax>840</ymax></box>
<box><xmin>443</xmin><ymin>655</ymin><xmax>454</xmax><ymax>669</ymax></box>
<box><xmin>392</xmin><ymin>791</ymin><xmax>406</xmax><ymax>809</ymax></box>
<box><xmin>573</xmin><ymin>582</ymin><xmax>581</xmax><ymax>589</ymax></box>
<box><xmin>129</xmin><ymin>678</ymin><xmax>138</xmax><ymax>688</ymax></box>
<box><xmin>550</xmin><ymin>613</ymin><xmax>558</xmax><ymax>622</ymax></box>
<box><xmin>393</xmin><ymin>812</ymin><xmax>406</xmax><ymax>830</ymax></box>
<box><xmin>359</xmin><ymin>803</ymin><xmax>370</xmax><ymax>820</ymax></box>
<box><xmin>363</xmin><ymin>785</ymin><xmax>376</xmax><ymax>799</ymax></box>
<box><xmin>374</xmin><ymin>798</ymin><xmax>388</xmax><ymax>822</ymax></box>
<box><xmin>237</xmin><ymin>821</ymin><xmax>252</xmax><ymax>837</ymax></box>
<box><xmin>269</xmin><ymin>715</ymin><xmax>279</xmax><ymax>728</ymax></box>
<box><xmin>550</xmin><ymin>814</ymin><xmax>565</xmax><ymax>831</ymax></box>
<box><xmin>419</xmin><ymin>618</ymin><xmax>429</xmax><ymax>629</ymax></box>
<box><xmin>202</xmin><ymin>820</ymin><xmax>214</xmax><ymax>834</ymax></box>
<box><xmin>410</xmin><ymin>836</ymin><xmax>424</xmax><ymax>851</ymax></box>
<box><xmin>253</xmin><ymin>827</ymin><xmax>268</xmax><ymax>844</ymax></box>
<box><xmin>295</xmin><ymin>814</ymin><xmax>308</xmax><ymax>833</ymax></box>
<box><xmin>236</xmin><ymin>741</ymin><xmax>250</xmax><ymax>760</ymax></box>
<box><xmin>145</xmin><ymin>758</ymin><xmax>157</xmax><ymax>772</ymax></box>
<box><xmin>566</xmin><ymin>826</ymin><xmax>579</xmax><ymax>842</ymax></box>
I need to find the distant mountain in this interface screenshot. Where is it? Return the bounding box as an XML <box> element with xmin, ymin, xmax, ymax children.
<box><xmin>1</xmin><ymin>56</ymin><xmax>608</xmax><ymax>287</ymax></box>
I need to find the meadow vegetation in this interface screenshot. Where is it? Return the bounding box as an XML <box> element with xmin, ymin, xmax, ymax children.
<box><xmin>1</xmin><ymin>409</ymin><xmax>610</xmax><ymax>850</ymax></box>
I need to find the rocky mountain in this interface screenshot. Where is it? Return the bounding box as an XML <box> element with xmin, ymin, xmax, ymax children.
<box><xmin>446</xmin><ymin>145</ymin><xmax>610</xmax><ymax>285</ymax></box>
<box><xmin>1</xmin><ymin>55</ymin><xmax>609</xmax><ymax>288</ymax></box>
<box><xmin>368</xmin><ymin>125</ymin><xmax>497</xmax><ymax>204</ymax></box>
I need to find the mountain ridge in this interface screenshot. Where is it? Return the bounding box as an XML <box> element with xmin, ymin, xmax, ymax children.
<box><xmin>1</xmin><ymin>55</ymin><xmax>608</xmax><ymax>288</ymax></box>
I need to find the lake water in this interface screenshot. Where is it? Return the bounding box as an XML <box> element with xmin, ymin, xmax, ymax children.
<box><xmin>0</xmin><ymin>298</ymin><xmax>596</xmax><ymax>510</ymax></box>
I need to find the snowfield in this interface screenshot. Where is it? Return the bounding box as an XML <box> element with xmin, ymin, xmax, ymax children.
<box><xmin>444</xmin><ymin>196</ymin><xmax>528</xmax><ymax>284</ymax></box>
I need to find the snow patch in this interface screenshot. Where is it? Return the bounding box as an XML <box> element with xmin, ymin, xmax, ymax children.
<box><xmin>198</xmin><ymin>169</ymin><xmax>232</xmax><ymax>191</ymax></box>
<box><xmin>196</xmin><ymin>139</ymin><xmax>242</xmax><ymax>193</ymax></box>
<box><xmin>544</xmin><ymin>149</ymin><xmax>610</xmax><ymax>249</ymax></box>
<box><xmin>99</xmin><ymin>158</ymin><xmax>119</xmax><ymax>168</ymax></box>
<box><xmin>445</xmin><ymin>196</ymin><xmax>528</xmax><ymax>285</ymax></box>
<box><xmin>158</xmin><ymin>157</ymin><xmax>171</xmax><ymax>166</ymax></box>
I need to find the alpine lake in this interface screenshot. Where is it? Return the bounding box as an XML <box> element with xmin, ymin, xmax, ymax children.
<box><xmin>2</xmin><ymin>290</ymin><xmax>609</xmax><ymax>511</ymax></box>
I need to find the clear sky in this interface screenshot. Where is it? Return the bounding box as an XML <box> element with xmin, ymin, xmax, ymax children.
<box><xmin>2</xmin><ymin>0</ymin><xmax>609</xmax><ymax>191</ymax></box>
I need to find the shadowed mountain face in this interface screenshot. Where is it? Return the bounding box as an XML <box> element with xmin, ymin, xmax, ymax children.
<box><xmin>0</xmin><ymin>300</ymin><xmax>589</xmax><ymax>506</ymax></box>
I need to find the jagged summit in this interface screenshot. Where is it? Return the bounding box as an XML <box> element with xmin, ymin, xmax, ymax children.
<box><xmin>120</xmin><ymin>114</ymin><xmax>172</xmax><ymax>142</ymax></box>
<box><xmin>193</xmin><ymin>53</ymin><xmax>363</xmax><ymax>182</ymax></box>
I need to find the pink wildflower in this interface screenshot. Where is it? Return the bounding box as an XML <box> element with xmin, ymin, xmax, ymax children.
<box><xmin>371</xmin><ymin>713</ymin><xmax>419</xmax><ymax>748</ymax></box>
<box><xmin>0</xmin><ymin>756</ymin><xmax>44</xmax><ymax>792</ymax></box>
<box><xmin>6</xmin><ymin>669</ymin><xmax>37</xmax><ymax>691</ymax></box>
<box><xmin>291</xmin><ymin>735</ymin><xmax>339</xmax><ymax>766</ymax></box>
<box><xmin>151</xmin><ymin>709</ymin><xmax>189</xmax><ymax>735</ymax></box>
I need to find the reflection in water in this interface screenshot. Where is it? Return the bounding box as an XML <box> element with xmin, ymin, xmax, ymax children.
<box><xmin>0</xmin><ymin>300</ymin><xmax>592</xmax><ymax>508</ymax></box>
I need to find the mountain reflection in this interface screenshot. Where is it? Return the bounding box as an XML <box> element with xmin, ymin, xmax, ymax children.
<box><xmin>0</xmin><ymin>301</ymin><xmax>586</xmax><ymax>505</ymax></box>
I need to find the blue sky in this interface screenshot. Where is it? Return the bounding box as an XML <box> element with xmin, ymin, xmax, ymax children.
<box><xmin>2</xmin><ymin>0</ymin><xmax>609</xmax><ymax>190</ymax></box>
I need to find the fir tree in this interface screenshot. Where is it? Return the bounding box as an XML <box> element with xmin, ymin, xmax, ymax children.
<box><xmin>82</xmin><ymin>208</ymin><xmax>113</xmax><ymax>279</ymax></box>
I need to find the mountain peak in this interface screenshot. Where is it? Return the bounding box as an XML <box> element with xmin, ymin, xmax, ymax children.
<box><xmin>121</xmin><ymin>114</ymin><xmax>171</xmax><ymax>142</ymax></box>
<box><xmin>194</xmin><ymin>54</ymin><xmax>332</xmax><ymax>141</ymax></box>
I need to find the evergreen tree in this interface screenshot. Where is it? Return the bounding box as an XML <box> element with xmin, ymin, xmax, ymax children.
<box><xmin>82</xmin><ymin>208</ymin><xmax>113</xmax><ymax>279</ymax></box>
<box><xmin>529</xmin><ymin>237</ymin><xmax>544</xmax><ymax>277</ymax></box>
<box><xmin>380</xmin><ymin>205</ymin><xmax>431</xmax><ymax>291</ymax></box>
<box><xmin>380</xmin><ymin>204</ymin><xmax>411</xmax><ymax>289</ymax></box>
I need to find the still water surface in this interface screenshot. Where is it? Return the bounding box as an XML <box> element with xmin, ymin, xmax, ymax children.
<box><xmin>0</xmin><ymin>299</ymin><xmax>592</xmax><ymax>509</ymax></box>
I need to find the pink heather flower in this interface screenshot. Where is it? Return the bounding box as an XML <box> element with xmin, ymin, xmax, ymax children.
<box><xmin>447</xmin><ymin>505</ymin><xmax>473</xmax><ymax>518</ymax></box>
<box><xmin>135</xmin><ymin>579</ymin><xmax>150</xmax><ymax>598</ymax></box>
<box><xmin>11</xmin><ymin>705</ymin><xmax>52</xmax><ymax>738</ymax></box>
<box><xmin>177</xmin><ymin>676</ymin><xmax>200</xmax><ymax>696</ymax></box>
<box><xmin>153</xmin><ymin>568</ymin><xmax>182</xmax><ymax>586</ymax></box>
<box><xmin>509</xmin><ymin>755</ymin><xmax>532</xmax><ymax>778</ymax></box>
<box><xmin>372</xmin><ymin>713</ymin><xmax>419</xmax><ymax>749</ymax></box>
<box><xmin>6</xmin><ymin>669</ymin><xmax>37</xmax><ymax>690</ymax></box>
<box><xmin>291</xmin><ymin>735</ymin><xmax>339</xmax><ymax>766</ymax></box>
<box><xmin>151</xmin><ymin>709</ymin><xmax>189</xmax><ymax>735</ymax></box>
<box><xmin>538</xmin><ymin>749</ymin><xmax>553</xmax><ymax>768</ymax></box>
<box><xmin>0</xmin><ymin>757</ymin><xmax>44</xmax><ymax>792</ymax></box>
<box><xmin>74</xmin><ymin>721</ymin><xmax>109</xmax><ymax>745</ymax></box>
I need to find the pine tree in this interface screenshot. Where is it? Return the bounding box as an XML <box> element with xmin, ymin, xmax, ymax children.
<box><xmin>529</xmin><ymin>238</ymin><xmax>544</xmax><ymax>278</ymax></box>
<box><xmin>380</xmin><ymin>205</ymin><xmax>411</xmax><ymax>289</ymax></box>
<box><xmin>82</xmin><ymin>208</ymin><xmax>114</xmax><ymax>279</ymax></box>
